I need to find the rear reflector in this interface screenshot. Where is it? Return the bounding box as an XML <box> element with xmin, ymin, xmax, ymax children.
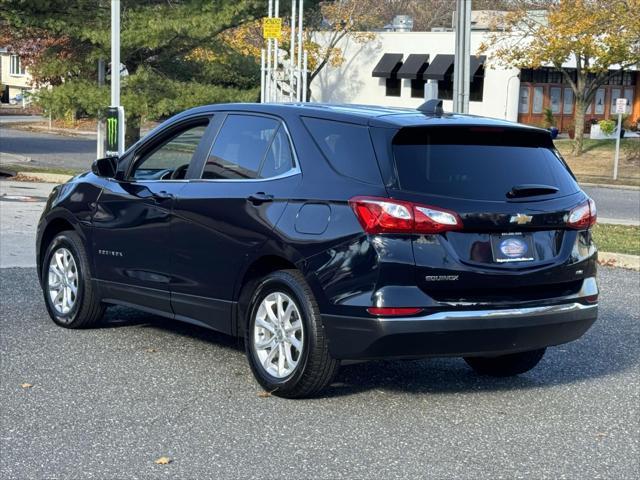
<box><xmin>568</xmin><ymin>198</ymin><xmax>597</xmax><ymax>229</ymax></box>
<box><xmin>349</xmin><ymin>196</ymin><xmax>462</xmax><ymax>234</ymax></box>
<box><xmin>367</xmin><ymin>307</ymin><xmax>423</xmax><ymax>316</ymax></box>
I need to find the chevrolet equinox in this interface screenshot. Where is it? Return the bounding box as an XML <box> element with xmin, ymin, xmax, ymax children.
<box><xmin>37</xmin><ymin>102</ymin><xmax>599</xmax><ymax>398</ymax></box>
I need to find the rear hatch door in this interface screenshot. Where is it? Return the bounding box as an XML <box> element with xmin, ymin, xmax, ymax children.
<box><xmin>388</xmin><ymin>125</ymin><xmax>593</xmax><ymax>304</ymax></box>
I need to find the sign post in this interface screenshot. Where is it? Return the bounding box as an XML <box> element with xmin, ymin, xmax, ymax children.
<box><xmin>613</xmin><ymin>97</ymin><xmax>628</xmax><ymax>181</ymax></box>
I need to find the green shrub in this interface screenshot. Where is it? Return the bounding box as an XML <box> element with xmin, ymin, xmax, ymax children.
<box><xmin>598</xmin><ymin>119</ymin><xmax>616</xmax><ymax>136</ymax></box>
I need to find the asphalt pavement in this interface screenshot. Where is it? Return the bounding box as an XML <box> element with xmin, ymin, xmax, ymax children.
<box><xmin>0</xmin><ymin>126</ymin><xmax>96</xmax><ymax>172</ymax></box>
<box><xmin>583</xmin><ymin>185</ymin><xmax>640</xmax><ymax>225</ymax></box>
<box><xmin>0</xmin><ymin>266</ymin><xmax>638</xmax><ymax>479</ymax></box>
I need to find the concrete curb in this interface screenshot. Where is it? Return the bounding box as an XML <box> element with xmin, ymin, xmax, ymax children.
<box><xmin>580</xmin><ymin>182</ymin><xmax>640</xmax><ymax>191</ymax></box>
<box><xmin>0</xmin><ymin>152</ymin><xmax>33</xmax><ymax>164</ymax></box>
<box><xmin>6</xmin><ymin>124</ymin><xmax>96</xmax><ymax>138</ymax></box>
<box><xmin>598</xmin><ymin>217</ymin><xmax>640</xmax><ymax>226</ymax></box>
<box><xmin>16</xmin><ymin>171</ymin><xmax>73</xmax><ymax>184</ymax></box>
<box><xmin>598</xmin><ymin>252</ymin><xmax>640</xmax><ymax>271</ymax></box>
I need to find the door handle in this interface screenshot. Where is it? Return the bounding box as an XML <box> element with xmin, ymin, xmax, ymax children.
<box><xmin>247</xmin><ymin>192</ymin><xmax>274</xmax><ymax>205</ymax></box>
<box><xmin>152</xmin><ymin>190</ymin><xmax>175</xmax><ymax>202</ymax></box>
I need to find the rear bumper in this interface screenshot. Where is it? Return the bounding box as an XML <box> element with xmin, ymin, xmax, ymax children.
<box><xmin>322</xmin><ymin>302</ymin><xmax>598</xmax><ymax>360</ymax></box>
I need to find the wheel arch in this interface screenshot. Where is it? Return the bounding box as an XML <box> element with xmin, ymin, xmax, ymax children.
<box><xmin>37</xmin><ymin>212</ymin><xmax>85</xmax><ymax>285</ymax></box>
<box><xmin>233</xmin><ymin>252</ymin><xmax>326</xmax><ymax>338</ymax></box>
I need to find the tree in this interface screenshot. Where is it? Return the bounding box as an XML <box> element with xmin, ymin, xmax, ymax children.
<box><xmin>0</xmin><ymin>0</ymin><xmax>265</xmax><ymax>145</ymax></box>
<box><xmin>223</xmin><ymin>0</ymin><xmax>382</xmax><ymax>100</ymax></box>
<box><xmin>480</xmin><ymin>0</ymin><xmax>640</xmax><ymax>155</ymax></box>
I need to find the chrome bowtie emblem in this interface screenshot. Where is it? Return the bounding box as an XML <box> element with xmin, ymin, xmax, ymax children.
<box><xmin>510</xmin><ymin>213</ymin><xmax>533</xmax><ymax>225</ymax></box>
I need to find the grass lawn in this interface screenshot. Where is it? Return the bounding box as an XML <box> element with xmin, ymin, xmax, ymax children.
<box><xmin>592</xmin><ymin>223</ymin><xmax>640</xmax><ymax>256</ymax></box>
<box><xmin>555</xmin><ymin>138</ymin><xmax>640</xmax><ymax>186</ymax></box>
<box><xmin>2</xmin><ymin>163</ymin><xmax>80</xmax><ymax>176</ymax></box>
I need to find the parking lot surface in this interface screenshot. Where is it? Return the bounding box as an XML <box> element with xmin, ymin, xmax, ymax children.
<box><xmin>1</xmin><ymin>265</ymin><xmax>638</xmax><ymax>479</ymax></box>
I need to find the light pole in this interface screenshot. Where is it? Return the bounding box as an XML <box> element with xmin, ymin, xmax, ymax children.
<box><xmin>452</xmin><ymin>0</ymin><xmax>471</xmax><ymax>113</ymax></box>
<box><xmin>106</xmin><ymin>0</ymin><xmax>125</xmax><ymax>156</ymax></box>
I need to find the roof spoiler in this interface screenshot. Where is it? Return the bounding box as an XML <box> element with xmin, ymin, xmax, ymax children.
<box><xmin>417</xmin><ymin>99</ymin><xmax>443</xmax><ymax>116</ymax></box>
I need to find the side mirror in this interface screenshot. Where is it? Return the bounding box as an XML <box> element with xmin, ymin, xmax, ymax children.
<box><xmin>91</xmin><ymin>156</ymin><xmax>118</xmax><ymax>178</ymax></box>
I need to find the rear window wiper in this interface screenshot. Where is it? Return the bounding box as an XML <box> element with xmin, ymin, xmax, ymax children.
<box><xmin>507</xmin><ymin>184</ymin><xmax>559</xmax><ymax>198</ymax></box>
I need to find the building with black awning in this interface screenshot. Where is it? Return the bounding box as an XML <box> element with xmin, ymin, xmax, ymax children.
<box><xmin>312</xmin><ymin>30</ymin><xmax>638</xmax><ymax>133</ymax></box>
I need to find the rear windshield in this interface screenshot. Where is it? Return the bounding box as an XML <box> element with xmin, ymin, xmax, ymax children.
<box><xmin>392</xmin><ymin>127</ymin><xmax>579</xmax><ymax>201</ymax></box>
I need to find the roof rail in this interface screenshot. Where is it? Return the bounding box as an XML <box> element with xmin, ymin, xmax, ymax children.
<box><xmin>417</xmin><ymin>99</ymin><xmax>443</xmax><ymax>116</ymax></box>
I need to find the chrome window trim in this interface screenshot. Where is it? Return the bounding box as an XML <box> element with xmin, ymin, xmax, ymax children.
<box><xmin>197</xmin><ymin>112</ymin><xmax>302</xmax><ymax>182</ymax></box>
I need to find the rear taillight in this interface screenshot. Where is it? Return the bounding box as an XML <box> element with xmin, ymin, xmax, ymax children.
<box><xmin>349</xmin><ymin>196</ymin><xmax>462</xmax><ymax>234</ymax></box>
<box><xmin>568</xmin><ymin>198</ymin><xmax>597</xmax><ymax>229</ymax></box>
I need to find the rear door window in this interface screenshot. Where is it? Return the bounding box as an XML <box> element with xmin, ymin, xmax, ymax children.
<box><xmin>392</xmin><ymin>127</ymin><xmax>579</xmax><ymax>201</ymax></box>
<box><xmin>203</xmin><ymin>115</ymin><xmax>279</xmax><ymax>180</ymax></box>
<box><xmin>302</xmin><ymin>117</ymin><xmax>381</xmax><ymax>185</ymax></box>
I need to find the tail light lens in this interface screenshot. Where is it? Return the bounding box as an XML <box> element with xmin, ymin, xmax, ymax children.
<box><xmin>349</xmin><ymin>196</ymin><xmax>462</xmax><ymax>234</ymax></box>
<box><xmin>568</xmin><ymin>198</ymin><xmax>597</xmax><ymax>229</ymax></box>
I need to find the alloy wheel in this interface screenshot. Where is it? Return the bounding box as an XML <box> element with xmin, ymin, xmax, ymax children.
<box><xmin>47</xmin><ymin>247</ymin><xmax>79</xmax><ymax>316</ymax></box>
<box><xmin>253</xmin><ymin>291</ymin><xmax>304</xmax><ymax>378</ymax></box>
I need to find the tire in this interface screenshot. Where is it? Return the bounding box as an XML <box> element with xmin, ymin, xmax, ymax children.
<box><xmin>245</xmin><ymin>269</ymin><xmax>339</xmax><ymax>398</ymax></box>
<box><xmin>41</xmin><ymin>230</ymin><xmax>105</xmax><ymax>328</ymax></box>
<box><xmin>464</xmin><ymin>348</ymin><xmax>546</xmax><ymax>377</ymax></box>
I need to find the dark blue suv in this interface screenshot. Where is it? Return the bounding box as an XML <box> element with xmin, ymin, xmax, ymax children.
<box><xmin>37</xmin><ymin>103</ymin><xmax>598</xmax><ymax>398</ymax></box>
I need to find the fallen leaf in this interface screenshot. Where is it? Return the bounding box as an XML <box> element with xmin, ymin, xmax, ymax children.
<box><xmin>154</xmin><ymin>456</ymin><xmax>172</xmax><ymax>465</ymax></box>
<box><xmin>20</xmin><ymin>383</ymin><xmax>33</xmax><ymax>389</ymax></box>
<box><xmin>257</xmin><ymin>390</ymin><xmax>272</xmax><ymax>398</ymax></box>
<box><xmin>144</xmin><ymin>348</ymin><xmax>157</xmax><ymax>353</ymax></box>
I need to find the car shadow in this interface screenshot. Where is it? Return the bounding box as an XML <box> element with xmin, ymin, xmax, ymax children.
<box><xmin>99</xmin><ymin>304</ymin><xmax>637</xmax><ymax>399</ymax></box>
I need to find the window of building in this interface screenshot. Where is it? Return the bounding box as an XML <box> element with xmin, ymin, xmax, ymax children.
<box><xmin>608</xmin><ymin>71</ymin><xmax>623</xmax><ymax>85</ymax></box>
<box><xmin>469</xmin><ymin>69</ymin><xmax>485</xmax><ymax>101</ymax></box>
<box><xmin>519</xmin><ymin>69</ymin><xmax>533</xmax><ymax>83</ymax></box>
<box><xmin>550</xmin><ymin>87</ymin><xmax>561</xmax><ymax>113</ymax></box>
<box><xmin>594</xmin><ymin>88</ymin><xmax>606</xmax><ymax>114</ymax></box>
<box><xmin>548</xmin><ymin>70</ymin><xmax>562</xmax><ymax>84</ymax></box>
<box><xmin>518</xmin><ymin>86</ymin><xmax>530</xmax><ymax>113</ymax></box>
<box><xmin>563</xmin><ymin>88</ymin><xmax>574</xmax><ymax>114</ymax></box>
<box><xmin>622</xmin><ymin>71</ymin><xmax>635</xmax><ymax>86</ymax></box>
<box><xmin>623</xmin><ymin>88</ymin><xmax>635</xmax><ymax>114</ymax></box>
<box><xmin>437</xmin><ymin>74</ymin><xmax>453</xmax><ymax>101</ymax></box>
<box><xmin>202</xmin><ymin>115</ymin><xmax>279</xmax><ymax>180</ymax></box>
<box><xmin>385</xmin><ymin>78</ymin><xmax>401</xmax><ymax>97</ymax></box>
<box><xmin>410</xmin><ymin>79</ymin><xmax>426</xmax><ymax>98</ymax></box>
<box><xmin>532</xmin><ymin>69</ymin><xmax>548</xmax><ymax>83</ymax></box>
<box><xmin>610</xmin><ymin>88</ymin><xmax>622</xmax><ymax>112</ymax></box>
<box><xmin>532</xmin><ymin>86</ymin><xmax>544</xmax><ymax>113</ymax></box>
<box><xmin>9</xmin><ymin>55</ymin><xmax>25</xmax><ymax>76</ymax></box>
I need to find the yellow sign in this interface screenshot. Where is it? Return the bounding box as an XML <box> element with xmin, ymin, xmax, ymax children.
<box><xmin>263</xmin><ymin>18</ymin><xmax>282</xmax><ymax>40</ymax></box>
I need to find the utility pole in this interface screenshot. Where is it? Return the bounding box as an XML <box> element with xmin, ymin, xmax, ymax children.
<box><xmin>106</xmin><ymin>0</ymin><xmax>125</xmax><ymax>156</ymax></box>
<box><xmin>452</xmin><ymin>0</ymin><xmax>471</xmax><ymax>113</ymax></box>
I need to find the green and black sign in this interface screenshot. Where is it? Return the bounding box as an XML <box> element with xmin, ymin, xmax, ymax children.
<box><xmin>105</xmin><ymin>106</ymin><xmax>124</xmax><ymax>156</ymax></box>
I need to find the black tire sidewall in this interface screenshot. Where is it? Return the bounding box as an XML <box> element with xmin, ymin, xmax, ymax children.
<box><xmin>42</xmin><ymin>232</ymin><xmax>86</xmax><ymax>327</ymax></box>
<box><xmin>245</xmin><ymin>272</ymin><xmax>316</xmax><ymax>393</ymax></box>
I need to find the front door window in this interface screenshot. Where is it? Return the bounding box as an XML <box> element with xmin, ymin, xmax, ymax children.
<box><xmin>132</xmin><ymin>124</ymin><xmax>208</xmax><ymax>180</ymax></box>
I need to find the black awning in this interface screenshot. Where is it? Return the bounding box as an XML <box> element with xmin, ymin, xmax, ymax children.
<box><xmin>372</xmin><ymin>53</ymin><xmax>403</xmax><ymax>78</ymax></box>
<box><xmin>397</xmin><ymin>54</ymin><xmax>430</xmax><ymax>79</ymax></box>
<box><xmin>470</xmin><ymin>55</ymin><xmax>487</xmax><ymax>76</ymax></box>
<box><xmin>423</xmin><ymin>54</ymin><xmax>455</xmax><ymax>80</ymax></box>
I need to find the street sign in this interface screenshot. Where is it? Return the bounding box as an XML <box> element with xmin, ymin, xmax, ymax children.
<box><xmin>263</xmin><ymin>17</ymin><xmax>282</xmax><ymax>40</ymax></box>
<box><xmin>105</xmin><ymin>106</ymin><xmax>125</xmax><ymax>157</ymax></box>
<box><xmin>612</xmin><ymin>98</ymin><xmax>628</xmax><ymax>180</ymax></box>
<box><xmin>615</xmin><ymin>97</ymin><xmax>628</xmax><ymax>114</ymax></box>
